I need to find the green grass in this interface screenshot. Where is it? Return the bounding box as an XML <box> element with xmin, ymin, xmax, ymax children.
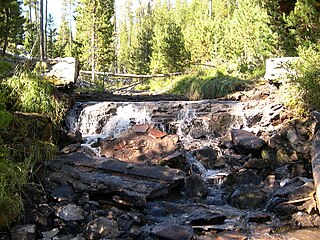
<box><xmin>144</xmin><ymin>70</ymin><xmax>246</xmax><ymax>100</ymax></box>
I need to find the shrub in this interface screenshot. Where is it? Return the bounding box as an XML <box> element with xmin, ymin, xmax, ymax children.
<box><xmin>280</xmin><ymin>44</ymin><xmax>320</xmax><ymax>116</ymax></box>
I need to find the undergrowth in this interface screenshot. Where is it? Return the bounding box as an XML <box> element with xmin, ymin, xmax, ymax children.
<box><xmin>0</xmin><ymin>67</ymin><xmax>64</xmax><ymax>228</ymax></box>
<box><xmin>146</xmin><ymin>69</ymin><xmax>246</xmax><ymax>100</ymax></box>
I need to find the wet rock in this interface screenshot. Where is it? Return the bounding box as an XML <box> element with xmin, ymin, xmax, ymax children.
<box><xmin>188</xmin><ymin>213</ymin><xmax>226</xmax><ymax>226</ymax></box>
<box><xmin>56</xmin><ymin>204</ymin><xmax>85</xmax><ymax>221</ymax></box>
<box><xmin>192</xmin><ymin>147</ymin><xmax>219</xmax><ymax>169</ymax></box>
<box><xmin>151</xmin><ymin>224</ymin><xmax>193</xmax><ymax>240</ymax></box>
<box><xmin>100</xmin><ymin>125</ymin><xmax>179</xmax><ymax>163</ymax></box>
<box><xmin>51</xmin><ymin>185</ymin><xmax>77</xmax><ymax>202</ymax></box>
<box><xmin>215</xmin><ymin>231</ymin><xmax>247</xmax><ymax>240</ymax></box>
<box><xmin>248</xmin><ymin>213</ymin><xmax>271</xmax><ymax>223</ymax></box>
<box><xmin>184</xmin><ymin>174</ymin><xmax>208</xmax><ymax>197</ymax></box>
<box><xmin>46</xmin><ymin>152</ymin><xmax>186</xmax><ymax>207</ymax></box>
<box><xmin>41</xmin><ymin>228</ymin><xmax>59</xmax><ymax>239</ymax></box>
<box><xmin>10</xmin><ymin>225</ymin><xmax>36</xmax><ymax>240</ymax></box>
<box><xmin>273</xmin><ymin>203</ymin><xmax>299</xmax><ymax>216</ymax></box>
<box><xmin>287</xmin><ymin>181</ymin><xmax>314</xmax><ymax>201</ymax></box>
<box><xmin>243</xmin><ymin>158</ymin><xmax>271</xmax><ymax>169</ymax></box>
<box><xmin>231</xmin><ymin>129</ymin><xmax>266</xmax><ymax>155</ymax></box>
<box><xmin>227</xmin><ymin>169</ymin><xmax>262</xmax><ymax>186</ymax></box>
<box><xmin>265</xmin><ymin>196</ymin><xmax>287</xmax><ymax>212</ymax></box>
<box><xmin>84</xmin><ymin>217</ymin><xmax>119</xmax><ymax>240</ymax></box>
<box><xmin>274</xmin><ymin>178</ymin><xmax>305</xmax><ymax>197</ymax></box>
<box><xmin>60</xmin><ymin>143</ymin><xmax>81</xmax><ymax>154</ymax></box>
<box><xmin>228</xmin><ymin>185</ymin><xmax>267</xmax><ymax>210</ymax></box>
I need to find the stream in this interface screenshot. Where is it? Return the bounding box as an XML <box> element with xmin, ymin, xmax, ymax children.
<box><xmin>9</xmin><ymin>84</ymin><xmax>320</xmax><ymax>240</ymax></box>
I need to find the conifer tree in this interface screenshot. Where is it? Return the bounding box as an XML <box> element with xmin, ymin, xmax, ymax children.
<box><xmin>75</xmin><ymin>0</ymin><xmax>115</xmax><ymax>74</ymax></box>
<box><xmin>47</xmin><ymin>13</ymin><xmax>57</xmax><ymax>58</ymax></box>
<box><xmin>0</xmin><ymin>0</ymin><xmax>24</xmax><ymax>55</ymax></box>
<box><xmin>150</xmin><ymin>1</ymin><xmax>190</xmax><ymax>73</ymax></box>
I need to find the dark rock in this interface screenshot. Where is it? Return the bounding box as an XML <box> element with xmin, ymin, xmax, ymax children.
<box><xmin>265</xmin><ymin>196</ymin><xmax>287</xmax><ymax>212</ymax></box>
<box><xmin>231</xmin><ymin>129</ymin><xmax>266</xmax><ymax>155</ymax></box>
<box><xmin>274</xmin><ymin>178</ymin><xmax>305</xmax><ymax>197</ymax></box>
<box><xmin>84</xmin><ymin>217</ymin><xmax>119</xmax><ymax>240</ymax></box>
<box><xmin>228</xmin><ymin>169</ymin><xmax>262</xmax><ymax>186</ymax></box>
<box><xmin>287</xmin><ymin>181</ymin><xmax>314</xmax><ymax>201</ymax></box>
<box><xmin>229</xmin><ymin>185</ymin><xmax>267</xmax><ymax>210</ymax></box>
<box><xmin>189</xmin><ymin>213</ymin><xmax>226</xmax><ymax>226</ymax></box>
<box><xmin>151</xmin><ymin>224</ymin><xmax>193</xmax><ymax>240</ymax></box>
<box><xmin>10</xmin><ymin>225</ymin><xmax>36</xmax><ymax>240</ymax></box>
<box><xmin>273</xmin><ymin>203</ymin><xmax>299</xmax><ymax>216</ymax></box>
<box><xmin>51</xmin><ymin>185</ymin><xmax>77</xmax><ymax>202</ymax></box>
<box><xmin>248</xmin><ymin>213</ymin><xmax>271</xmax><ymax>223</ymax></box>
<box><xmin>60</xmin><ymin>143</ymin><xmax>81</xmax><ymax>154</ymax></box>
<box><xmin>46</xmin><ymin>152</ymin><xmax>186</xmax><ymax>207</ymax></box>
<box><xmin>184</xmin><ymin>174</ymin><xmax>208</xmax><ymax>197</ymax></box>
<box><xmin>192</xmin><ymin>147</ymin><xmax>219</xmax><ymax>169</ymax></box>
<box><xmin>243</xmin><ymin>158</ymin><xmax>271</xmax><ymax>169</ymax></box>
<box><xmin>55</xmin><ymin>204</ymin><xmax>85</xmax><ymax>221</ymax></box>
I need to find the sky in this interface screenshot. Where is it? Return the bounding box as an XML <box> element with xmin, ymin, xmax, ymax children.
<box><xmin>46</xmin><ymin>0</ymin><xmax>143</xmax><ymax>28</ymax></box>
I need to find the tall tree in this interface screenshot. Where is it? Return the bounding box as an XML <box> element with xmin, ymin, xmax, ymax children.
<box><xmin>39</xmin><ymin>0</ymin><xmax>45</xmax><ymax>60</ymax></box>
<box><xmin>0</xmin><ymin>0</ymin><xmax>24</xmax><ymax>56</ymax></box>
<box><xmin>75</xmin><ymin>0</ymin><xmax>115</xmax><ymax>77</ymax></box>
<box><xmin>46</xmin><ymin>13</ymin><xmax>57</xmax><ymax>58</ymax></box>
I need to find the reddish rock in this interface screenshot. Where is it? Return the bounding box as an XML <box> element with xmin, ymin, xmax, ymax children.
<box><xmin>132</xmin><ymin>124</ymin><xmax>149</xmax><ymax>133</ymax></box>
<box><xmin>148</xmin><ymin>128</ymin><xmax>167</xmax><ymax>139</ymax></box>
<box><xmin>216</xmin><ymin>231</ymin><xmax>247</xmax><ymax>240</ymax></box>
<box><xmin>151</xmin><ymin>224</ymin><xmax>193</xmax><ymax>240</ymax></box>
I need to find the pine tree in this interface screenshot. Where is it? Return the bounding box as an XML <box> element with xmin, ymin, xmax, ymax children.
<box><xmin>128</xmin><ymin>2</ymin><xmax>154</xmax><ymax>74</ymax></box>
<box><xmin>47</xmin><ymin>13</ymin><xmax>57</xmax><ymax>58</ymax></box>
<box><xmin>150</xmin><ymin>1</ymin><xmax>190</xmax><ymax>73</ymax></box>
<box><xmin>75</xmin><ymin>0</ymin><xmax>115</xmax><ymax>74</ymax></box>
<box><xmin>0</xmin><ymin>0</ymin><xmax>24</xmax><ymax>56</ymax></box>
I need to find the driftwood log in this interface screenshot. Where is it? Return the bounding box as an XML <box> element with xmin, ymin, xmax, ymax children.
<box><xmin>45</xmin><ymin>152</ymin><xmax>186</xmax><ymax>207</ymax></box>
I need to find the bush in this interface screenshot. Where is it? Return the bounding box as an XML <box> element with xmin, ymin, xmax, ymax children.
<box><xmin>2</xmin><ymin>70</ymin><xmax>67</xmax><ymax>122</ymax></box>
<box><xmin>170</xmin><ymin>72</ymin><xmax>245</xmax><ymax>100</ymax></box>
<box><xmin>280</xmin><ymin>44</ymin><xmax>320</xmax><ymax>116</ymax></box>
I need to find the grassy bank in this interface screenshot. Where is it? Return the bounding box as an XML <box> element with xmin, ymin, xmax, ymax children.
<box><xmin>0</xmin><ymin>67</ymin><xmax>67</xmax><ymax>228</ymax></box>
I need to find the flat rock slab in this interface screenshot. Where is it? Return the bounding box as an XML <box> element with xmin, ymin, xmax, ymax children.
<box><xmin>46</xmin><ymin>152</ymin><xmax>185</xmax><ymax>207</ymax></box>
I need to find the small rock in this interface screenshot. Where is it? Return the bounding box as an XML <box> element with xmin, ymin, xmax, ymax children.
<box><xmin>193</xmin><ymin>147</ymin><xmax>218</xmax><ymax>169</ymax></box>
<box><xmin>184</xmin><ymin>174</ymin><xmax>208</xmax><ymax>197</ymax></box>
<box><xmin>288</xmin><ymin>181</ymin><xmax>314</xmax><ymax>201</ymax></box>
<box><xmin>229</xmin><ymin>185</ymin><xmax>267</xmax><ymax>210</ymax></box>
<box><xmin>51</xmin><ymin>185</ymin><xmax>77</xmax><ymax>202</ymax></box>
<box><xmin>248</xmin><ymin>213</ymin><xmax>271</xmax><ymax>223</ymax></box>
<box><xmin>231</xmin><ymin>129</ymin><xmax>266</xmax><ymax>155</ymax></box>
<box><xmin>216</xmin><ymin>231</ymin><xmax>247</xmax><ymax>240</ymax></box>
<box><xmin>189</xmin><ymin>213</ymin><xmax>226</xmax><ymax>226</ymax></box>
<box><xmin>148</xmin><ymin>128</ymin><xmax>167</xmax><ymax>139</ymax></box>
<box><xmin>56</xmin><ymin>204</ymin><xmax>85</xmax><ymax>221</ymax></box>
<box><xmin>84</xmin><ymin>217</ymin><xmax>119</xmax><ymax>240</ymax></box>
<box><xmin>41</xmin><ymin>228</ymin><xmax>59</xmax><ymax>239</ymax></box>
<box><xmin>10</xmin><ymin>225</ymin><xmax>36</xmax><ymax>240</ymax></box>
<box><xmin>132</xmin><ymin>124</ymin><xmax>149</xmax><ymax>133</ymax></box>
<box><xmin>60</xmin><ymin>143</ymin><xmax>81</xmax><ymax>154</ymax></box>
<box><xmin>273</xmin><ymin>203</ymin><xmax>298</xmax><ymax>216</ymax></box>
<box><xmin>243</xmin><ymin>158</ymin><xmax>271</xmax><ymax>169</ymax></box>
<box><xmin>151</xmin><ymin>224</ymin><xmax>193</xmax><ymax>240</ymax></box>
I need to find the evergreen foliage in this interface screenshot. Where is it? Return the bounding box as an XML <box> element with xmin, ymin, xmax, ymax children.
<box><xmin>75</xmin><ymin>0</ymin><xmax>115</xmax><ymax>72</ymax></box>
<box><xmin>0</xmin><ymin>0</ymin><xmax>25</xmax><ymax>55</ymax></box>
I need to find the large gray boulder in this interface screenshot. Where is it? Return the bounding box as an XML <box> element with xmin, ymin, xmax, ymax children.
<box><xmin>45</xmin><ymin>57</ymin><xmax>79</xmax><ymax>86</ymax></box>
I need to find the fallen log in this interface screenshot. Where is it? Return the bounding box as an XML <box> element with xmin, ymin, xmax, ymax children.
<box><xmin>45</xmin><ymin>152</ymin><xmax>186</xmax><ymax>207</ymax></box>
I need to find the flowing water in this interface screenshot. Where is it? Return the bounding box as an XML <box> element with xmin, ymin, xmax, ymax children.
<box><xmin>64</xmin><ymin>99</ymin><xmax>316</xmax><ymax>239</ymax></box>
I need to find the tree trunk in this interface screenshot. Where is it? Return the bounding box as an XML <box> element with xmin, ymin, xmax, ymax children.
<box><xmin>45</xmin><ymin>0</ymin><xmax>48</xmax><ymax>57</ymax></box>
<box><xmin>2</xmin><ymin>7</ymin><xmax>10</xmax><ymax>56</ymax></box>
<box><xmin>69</xmin><ymin>0</ymin><xmax>73</xmax><ymax>54</ymax></box>
<box><xmin>39</xmin><ymin>0</ymin><xmax>45</xmax><ymax>60</ymax></box>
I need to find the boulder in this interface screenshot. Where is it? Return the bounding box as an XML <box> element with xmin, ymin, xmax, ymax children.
<box><xmin>10</xmin><ymin>225</ymin><xmax>36</xmax><ymax>240</ymax></box>
<box><xmin>151</xmin><ymin>224</ymin><xmax>194</xmax><ymax>240</ymax></box>
<box><xmin>84</xmin><ymin>217</ymin><xmax>119</xmax><ymax>240</ymax></box>
<box><xmin>100</xmin><ymin>124</ymin><xmax>180</xmax><ymax>163</ymax></box>
<box><xmin>231</xmin><ymin>129</ymin><xmax>266</xmax><ymax>155</ymax></box>
<box><xmin>45</xmin><ymin>57</ymin><xmax>79</xmax><ymax>86</ymax></box>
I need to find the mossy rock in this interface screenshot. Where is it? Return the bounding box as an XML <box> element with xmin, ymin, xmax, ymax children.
<box><xmin>8</xmin><ymin>112</ymin><xmax>52</xmax><ymax>142</ymax></box>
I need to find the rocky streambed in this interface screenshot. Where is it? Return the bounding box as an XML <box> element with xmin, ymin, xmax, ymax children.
<box><xmin>6</xmin><ymin>83</ymin><xmax>320</xmax><ymax>240</ymax></box>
